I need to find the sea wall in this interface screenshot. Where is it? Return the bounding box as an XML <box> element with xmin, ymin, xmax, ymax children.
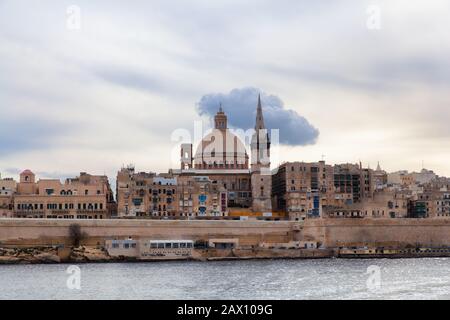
<box><xmin>2</xmin><ymin>218</ymin><xmax>450</xmax><ymax>249</ymax></box>
<box><xmin>301</xmin><ymin>218</ymin><xmax>450</xmax><ymax>248</ymax></box>
<box><xmin>0</xmin><ymin>219</ymin><xmax>294</xmax><ymax>246</ymax></box>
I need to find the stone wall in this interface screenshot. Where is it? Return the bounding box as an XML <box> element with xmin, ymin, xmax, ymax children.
<box><xmin>2</xmin><ymin>218</ymin><xmax>450</xmax><ymax>249</ymax></box>
<box><xmin>0</xmin><ymin>219</ymin><xmax>294</xmax><ymax>246</ymax></box>
<box><xmin>301</xmin><ymin>218</ymin><xmax>450</xmax><ymax>248</ymax></box>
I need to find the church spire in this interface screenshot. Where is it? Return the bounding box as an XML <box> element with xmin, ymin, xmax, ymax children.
<box><xmin>255</xmin><ymin>94</ymin><xmax>265</xmax><ymax>130</ymax></box>
<box><xmin>376</xmin><ymin>161</ymin><xmax>382</xmax><ymax>172</ymax></box>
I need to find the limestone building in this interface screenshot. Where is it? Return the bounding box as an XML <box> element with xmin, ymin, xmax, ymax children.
<box><xmin>116</xmin><ymin>166</ymin><xmax>228</xmax><ymax>217</ymax></box>
<box><xmin>272</xmin><ymin>161</ymin><xmax>335</xmax><ymax>220</ymax></box>
<box><xmin>11</xmin><ymin>170</ymin><xmax>115</xmax><ymax>219</ymax></box>
<box><xmin>0</xmin><ymin>174</ymin><xmax>16</xmax><ymax>218</ymax></box>
<box><xmin>272</xmin><ymin>161</ymin><xmax>376</xmax><ymax>220</ymax></box>
<box><xmin>117</xmin><ymin>96</ymin><xmax>273</xmax><ymax>218</ymax></box>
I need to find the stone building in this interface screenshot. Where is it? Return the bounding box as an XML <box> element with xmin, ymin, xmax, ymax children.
<box><xmin>333</xmin><ymin>163</ymin><xmax>374</xmax><ymax>203</ymax></box>
<box><xmin>117</xmin><ymin>96</ymin><xmax>273</xmax><ymax>218</ymax></box>
<box><xmin>11</xmin><ymin>170</ymin><xmax>115</xmax><ymax>219</ymax></box>
<box><xmin>116</xmin><ymin>167</ymin><xmax>227</xmax><ymax>217</ymax></box>
<box><xmin>0</xmin><ymin>174</ymin><xmax>16</xmax><ymax>218</ymax></box>
<box><xmin>373</xmin><ymin>162</ymin><xmax>388</xmax><ymax>190</ymax></box>
<box><xmin>272</xmin><ymin>161</ymin><xmax>376</xmax><ymax>220</ymax></box>
<box><xmin>324</xmin><ymin>190</ymin><xmax>410</xmax><ymax>219</ymax></box>
<box><xmin>434</xmin><ymin>191</ymin><xmax>450</xmax><ymax>218</ymax></box>
<box><xmin>272</xmin><ymin>161</ymin><xmax>334</xmax><ymax>220</ymax></box>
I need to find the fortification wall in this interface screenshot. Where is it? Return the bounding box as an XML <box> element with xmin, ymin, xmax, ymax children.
<box><xmin>2</xmin><ymin>218</ymin><xmax>450</xmax><ymax>249</ymax></box>
<box><xmin>0</xmin><ymin>219</ymin><xmax>294</xmax><ymax>246</ymax></box>
<box><xmin>302</xmin><ymin>218</ymin><xmax>450</xmax><ymax>248</ymax></box>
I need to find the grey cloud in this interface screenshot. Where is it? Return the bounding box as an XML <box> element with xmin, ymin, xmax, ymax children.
<box><xmin>0</xmin><ymin>118</ymin><xmax>68</xmax><ymax>155</ymax></box>
<box><xmin>197</xmin><ymin>87</ymin><xmax>319</xmax><ymax>146</ymax></box>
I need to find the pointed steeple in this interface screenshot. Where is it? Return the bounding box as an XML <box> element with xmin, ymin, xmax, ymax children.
<box><xmin>255</xmin><ymin>94</ymin><xmax>265</xmax><ymax>130</ymax></box>
<box><xmin>376</xmin><ymin>161</ymin><xmax>382</xmax><ymax>172</ymax></box>
<box><xmin>218</xmin><ymin>102</ymin><xmax>223</xmax><ymax>113</ymax></box>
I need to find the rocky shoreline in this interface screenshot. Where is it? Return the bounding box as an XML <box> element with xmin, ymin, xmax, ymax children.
<box><xmin>0</xmin><ymin>246</ymin><xmax>133</xmax><ymax>264</ymax></box>
<box><xmin>3</xmin><ymin>246</ymin><xmax>450</xmax><ymax>264</ymax></box>
<box><xmin>0</xmin><ymin>246</ymin><xmax>335</xmax><ymax>264</ymax></box>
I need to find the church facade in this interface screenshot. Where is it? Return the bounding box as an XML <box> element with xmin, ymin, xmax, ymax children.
<box><xmin>116</xmin><ymin>96</ymin><xmax>273</xmax><ymax>218</ymax></box>
<box><xmin>173</xmin><ymin>95</ymin><xmax>272</xmax><ymax>215</ymax></box>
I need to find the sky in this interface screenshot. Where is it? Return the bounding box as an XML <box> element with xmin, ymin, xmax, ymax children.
<box><xmin>1</xmin><ymin>0</ymin><xmax>450</xmax><ymax>183</ymax></box>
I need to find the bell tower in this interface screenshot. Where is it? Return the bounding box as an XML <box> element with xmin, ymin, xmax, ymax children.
<box><xmin>214</xmin><ymin>104</ymin><xmax>227</xmax><ymax>130</ymax></box>
<box><xmin>250</xmin><ymin>94</ymin><xmax>272</xmax><ymax>213</ymax></box>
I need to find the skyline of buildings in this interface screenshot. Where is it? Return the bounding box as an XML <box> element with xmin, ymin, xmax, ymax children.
<box><xmin>2</xmin><ymin>2</ymin><xmax>450</xmax><ymax>181</ymax></box>
<box><xmin>1</xmin><ymin>96</ymin><xmax>449</xmax><ymax>220</ymax></box>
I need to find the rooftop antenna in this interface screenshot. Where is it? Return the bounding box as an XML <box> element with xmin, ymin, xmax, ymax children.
<box><xmin>321</xmin><ymin>154</ymin><xmax>326</xmax><ymax>162</ymax></box>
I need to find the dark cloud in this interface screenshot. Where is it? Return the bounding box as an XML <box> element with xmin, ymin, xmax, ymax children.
<box><xmin>197</xmin><ymin>87</ymin><xmax>319</xmax><ymax>146</ymax></box>
<box><xmin>0</xmin><ymin>117</ymin><xmax>69</xmax><ymax>155</ymax></box>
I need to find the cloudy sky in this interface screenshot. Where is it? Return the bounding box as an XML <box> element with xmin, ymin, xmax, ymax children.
<box><xmin>1</xmin><ymin>0</ymin><xmax>450</xmax><ymax>183</ymax></box>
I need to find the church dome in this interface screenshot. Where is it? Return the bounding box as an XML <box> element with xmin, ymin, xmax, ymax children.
<box><xmin>194</xmin><ymin>107</ymin><xmax>249</xmax><ymax>170</ymax></box>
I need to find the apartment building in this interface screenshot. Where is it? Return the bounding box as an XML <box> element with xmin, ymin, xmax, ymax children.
<box><xmin>12</xmin><ymin>170</ymin><xmax>115</xmax><ymax>219</ymax></box>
